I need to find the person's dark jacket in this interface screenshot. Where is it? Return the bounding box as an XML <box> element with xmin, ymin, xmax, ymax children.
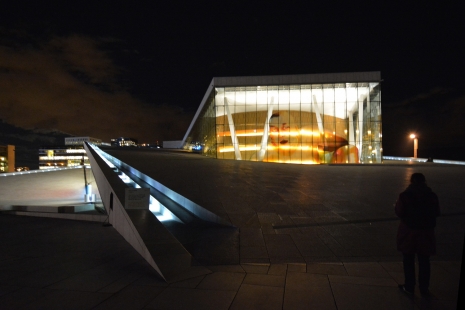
<box><xmin>395</xmin><ymin>183</ymin><xmax>440</xmax><ymax>255</ymax></box>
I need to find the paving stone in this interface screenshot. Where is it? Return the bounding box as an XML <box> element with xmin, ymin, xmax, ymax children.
<box><xmin>241</xmin><ymin>264</ymin><xmax>270</xmax><ymax>274</ymax></box>
<box><xmin>306</xmin><ymin>263</ymin><xmax>348</xmax><ymax>275</ymax></box>
<box><xmin>241</xmin><ymin>257</ymin><xmax>270</xmax><ymax>264</ymax></box>
<box><xmin>48</xmin><ymin>268</ymin><xmax>130</xmax><ymax>292</ymax></box>
<box><xmin>266</xmin><ymin>243</ymin><xmax>303</xmax><ymax>258</ymax></box>
<box><xmin>97</xmin><ymin>271</ymin><xmax>143</xmax><ymax>293</ymax></box>
<box><xmin>240</xmin><ymin>246</ymin><xmax>269</xmax><ymax>259</ymax></box>
<box><xmin>257</xmin><ymin>212</ymin><xmax>281</xmax><ymax>224</ymax></box>
<box><xmin>331</xmin><ymin>283</ymin><xmax>417</xmax><ymax>310</ymax></box>
<box><xmin>304</xmin><ymin>256</ymin><xmax>340</xmax><ymax>263</ymax></box>
<box><xmin>269</xmin><ymin>257</ymin><xmax>306</xmax><ymax>265</ymax></box>
<box><xmin>387</xmin><ymin>270</ymin><xmax>405</xmax><ymax>285</ymax></box>
<box><xmin>166</xmin><ymin>275</ymin><xmax>205</xmax><ymax>288</ymax></box>
<box><xmin>240</xmin><ymin>228</ymin><xmax>266</xmax><ymax>246</ymax></box>
<box><xmin>196</xmin><ymin>271</ymin><xmax>245</xmax><ymax>291</ymax></box>
<box><xmin>338</xmin><ymin>256</ymin><xmax>376</xmax><ymax>262</ymax></box>
<box><xmin>93</xmin><ymin>285</ymin><xmax>164</xmax><ymax>310</ymax></box>
<box><xmin>206</xmin><ymin>265</ymin><xmax>245</xmax><ymax>273</ymax></box>
<box><xmin>285</xmin><ymin>272</ymin><xmax>329</xmax><ymax>290</ymax></box>
<box><xmin>267</xmin><ymin>264</ymin><xmax>287</xmax><ymax>275</ymax></box>
<box><xmin>284</xmin><ymin>286</ymin><xmax>337</xmax><ymax>310</ymax></box>
<box><xmin>20</xmin><ymin>290</ymin><xmax>113</xmax><ymax>310</ymax></box>
<box><xmin>147</xmin><ymin>287</ymin><xmax>236</xmax><ymax>310</ymax></box>
<box><xmin>297</xmin><ymin>243</ymin><xmax>335</xmax><ymax>257</ymax></box>
<box><xmin>379</xmin><ymin>261</ymin><xmax>404</xmax><ymax>272</ymax></box>
<box><xmin>343</xmin><ymin>262</ymin><xmax>392</xmax><ymax>278</ymax></box>
<box><xmin>243</xmin><ymin>273</ymin><xmax>285</xmax><ymax>287</ymax></box>
<box><xmin>287</xmin><ymin>263</ymin><xmax>306</xmax><ymax>273</ymax></box>
<box><xmin>126</xmin><ymin>274</ymin><xmax>168</xmax><ymax>287</ymax></box>
<box><xmin>230</xmin><ymin>284</ymin><xmax>284</xmax><ymax>310</ymax></box>
<box><xmin>328</xmin><ymin>274</ymin><xmax>398</xmax><ymax>287</ymax></box>
<box><xmin>0</xmin><ymin>287</ymin><xmax>56</xmax><ymax>309</ymax></box>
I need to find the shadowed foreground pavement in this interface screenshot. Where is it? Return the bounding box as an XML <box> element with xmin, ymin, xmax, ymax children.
<box><xmin>0</xmin><ymin>151</ymin><xmax>463</xmax><ymax>309</ymax></box>
<box><xmin>0</xmin><ymin>215</ymin><xmax>462</xmax><ymax>310</ymax></box>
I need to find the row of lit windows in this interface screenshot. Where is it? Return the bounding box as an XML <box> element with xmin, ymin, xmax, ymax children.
<box><xmin>39</xmin><ymin>156</ymin><xmax>88</xmax><ymax>160</ymax></box>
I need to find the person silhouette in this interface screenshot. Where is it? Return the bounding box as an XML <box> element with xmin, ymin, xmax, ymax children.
<box><xmin>395</xmin><ymin>173</ymin><xmax>440</xmax><ymax>297</ymax></box>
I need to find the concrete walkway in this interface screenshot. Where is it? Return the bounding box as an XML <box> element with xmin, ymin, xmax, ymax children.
<box><xmin>0</xmin><ymin>215</ymin><xmax>461</xmax><ymax>309</ymax></box>
<box><xmin>0</xmin><ymin>150</ymin><xmax>463</xmax><ymax>309</ymax></box>
<box><xmin>0</xmin><ymin>167</ymin><xmax>100</xmax><ymax>207</ymax></box>
<box><xmin>0</xmin><ymin>214</ymin><xmax>462</xmax><ymax>309</ymax></box>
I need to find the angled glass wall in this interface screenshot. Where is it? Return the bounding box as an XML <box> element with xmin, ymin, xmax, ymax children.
<box><xmin>186</xmin><ymin>81</ymin><xmax>381</xmax><ymax>164</ymax></box>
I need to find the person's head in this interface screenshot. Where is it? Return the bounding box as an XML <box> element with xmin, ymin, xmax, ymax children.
<box><xmin>410</xmin><ymin>173</ymin><xmax>426</xmax><ymax>184</ymax></box>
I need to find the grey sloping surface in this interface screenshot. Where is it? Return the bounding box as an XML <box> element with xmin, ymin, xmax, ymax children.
<box><xmin>107</xmin><ymin>150</ymin><xmax>231</xmax><ymax>226</ymax></box>
<box><xmin>103</xmin><ymin>148</ymin><xmax>465</xmax><ymax>267</ymax></box>
<box><xmin>0</xmin><ymin>153</ymin><xmax>462</xmax><ymax>308</ymax></box>
<box><xmin>102</xmin><ymin>149</ymin><xmax>465</xmax><ymax>224</ymax></box>
<box><xmin>84</xmin><ymin>144</ymin><xmax>211</xmax><ymax>282</ymax></box>
<box><xmin>102</xmin><ymin>149</ymin><xmax>238</xmax><ymax>223</ymax></box>
<box><xmin>0</xmin><ymin>168</ymin><xmax>96</xmax><ymax>207</ymax></box>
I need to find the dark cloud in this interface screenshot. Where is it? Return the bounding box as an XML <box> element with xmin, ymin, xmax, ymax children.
<box><xmin>1</xmin><ymin>2</ymin><xmax>464</xmax><ymax>158</ymax></box>
<box><xmin>48</xmin><ymin>35</ymin><xmax>120</xmax><ymax>87</ymax></box>
<box><xmin>385</xmin><ymin>87</ymin><xmax>453</xmax><ymax>108</ymax></box>
<box><xmin>0</xmin><ymin>32</ymin><xmax>192</xmax><ymax>142</ymax></box>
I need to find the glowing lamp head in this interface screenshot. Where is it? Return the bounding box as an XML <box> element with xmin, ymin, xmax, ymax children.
<box><xmin>409</xmin><ymin>134</ymin><xmax>416</xmax><ymax>139</ymax></box>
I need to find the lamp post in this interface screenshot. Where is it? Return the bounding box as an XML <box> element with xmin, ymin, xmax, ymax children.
<box><xmin>409</xmin><ymin>134</ymin><xmax>418</xmax><ymax>158</ymax></box>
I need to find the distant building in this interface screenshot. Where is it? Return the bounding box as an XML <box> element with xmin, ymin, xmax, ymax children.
<box><xmin>65</xmin><ymin>137</ymin><xmax>102</xmax><ymax>146</ymax></box>
<box><xmin>0</xmin><ymin>145</ymin><xmax>15</xmax><ymax>173</ymax></box>
<box><xmin>139</xmin><ymin>142</ymin><xmax>161</xmax><ymax>148</ymax></box>
<box><xmin>39</xmin><ymin>146</ymin><xmax>88</xmax><ymax>170</ymax></box>
<box><xmin>39</xmin><ymin>137</ymin><xmax>102</xmax><ymax>170</ymax></box>
<box><xmin>110</xmin><ymin>137</ymin><xmax>138</xmax><ymax>147</ymax></box>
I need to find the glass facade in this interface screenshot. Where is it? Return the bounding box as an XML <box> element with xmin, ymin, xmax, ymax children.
<box><xmin>185</xmin><ymin>77</ymin><xmax>382</xmax><ymax>164</ymax></box>
<box><xmin>65</xmin><ymin>137</ymin><xmax>102</xmax><ymax>145</ymax></box>
<box><xmin>0</xmin><ymin>145</ymin><xmax>15</xmax><ymax>173</ymax></box>
<box><xmin>39</xmin><ymin>146</ymin><xmax>89</xmax><ymax>170</ymax></box>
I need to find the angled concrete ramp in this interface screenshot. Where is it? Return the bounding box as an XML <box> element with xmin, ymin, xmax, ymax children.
<box><xmin>101</xmin><ymin>148</ymin><xmax>232</xmax><ymax>227</ymax></box>
<box><xmin>84</xmin><ymin>143</ymin><xmax>211</xmax><ymax>282</ymax></box>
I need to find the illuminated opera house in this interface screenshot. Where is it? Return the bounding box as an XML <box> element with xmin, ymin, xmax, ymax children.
<box><xmin>182</xmin><ymin>71</ymin><xmax>382</xmax><ymax>164</ymax></box>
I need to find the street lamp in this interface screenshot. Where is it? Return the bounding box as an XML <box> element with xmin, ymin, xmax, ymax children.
<box><xmin>409</xmin><ymin>134</ymin><xmax>418</xmax><ymax>158</ymax></box>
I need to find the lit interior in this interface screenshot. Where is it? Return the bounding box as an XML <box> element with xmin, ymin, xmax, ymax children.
<box><xmin>188</xmin><ymin>82</ymin><xmax>382</xmax><ymax>164</ymax></box>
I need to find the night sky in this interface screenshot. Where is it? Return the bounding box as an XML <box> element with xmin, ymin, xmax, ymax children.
<box><xmin>1</xmin><ymin>2</ymin><xmax>464</xmax><ymax>158</ymax></box>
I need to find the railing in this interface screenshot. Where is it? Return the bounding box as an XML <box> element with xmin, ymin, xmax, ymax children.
<box><xmin>383</xmin><ymin>156</ymin><xmax>465</xmax><ymax>166</ymax></box>
<box><xmin>0</xmin><ymin>166</ymin><xmax>86</xmax><ymax>177</ymax></box>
